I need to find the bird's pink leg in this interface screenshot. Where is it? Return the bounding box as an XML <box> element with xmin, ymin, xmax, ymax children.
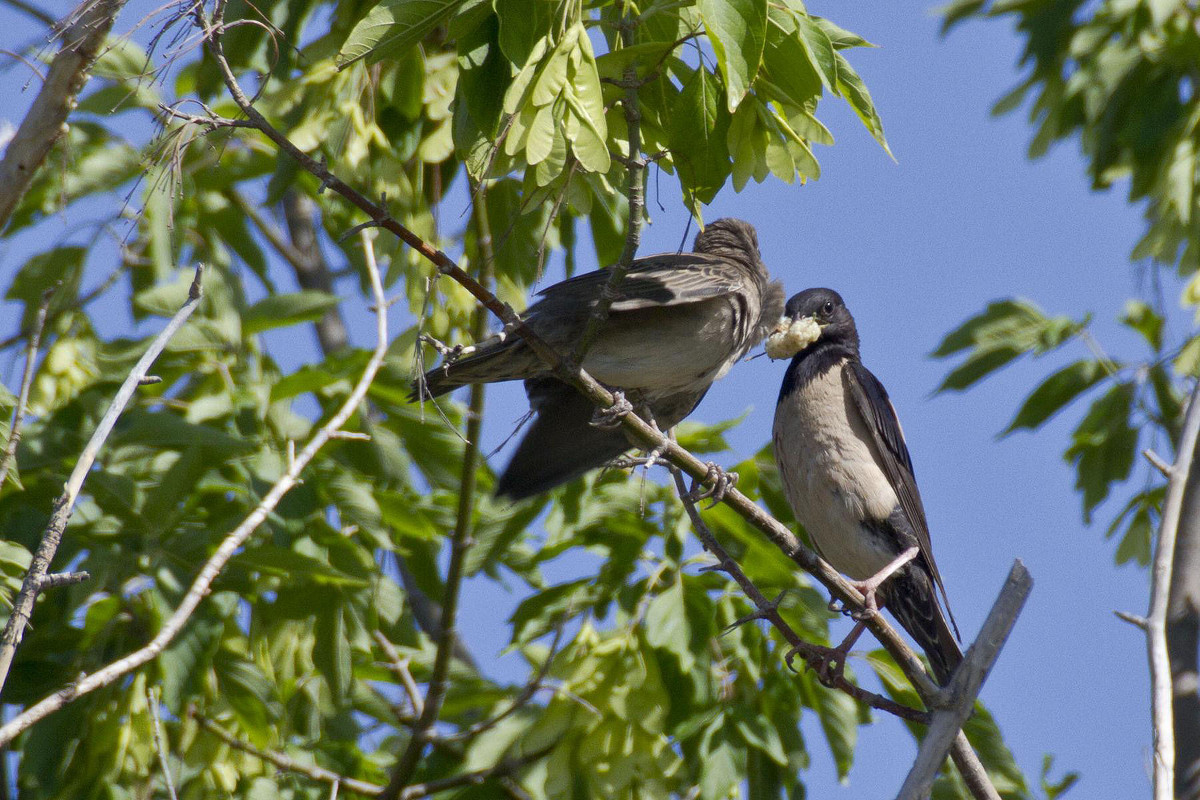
<box><xmin>846</xmin><ymin>545</ymin><xmax>920</xmax><ymax>619</ymax></box>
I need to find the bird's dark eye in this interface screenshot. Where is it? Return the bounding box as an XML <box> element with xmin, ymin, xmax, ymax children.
<box><xmin>821</xmin><ymin>301</ymin><xmax>834</xmax><ymax>316</ymax></box>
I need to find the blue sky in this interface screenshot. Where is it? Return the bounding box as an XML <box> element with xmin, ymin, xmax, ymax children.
<box><xmin>0</xmin><ymin>1</ymin><xmax>1169</xmax><ymax>797</ymax></box>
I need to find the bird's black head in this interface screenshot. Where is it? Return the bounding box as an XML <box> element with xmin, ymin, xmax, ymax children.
<box><xmin>767</xmin><ymin>288</ymin><xmax>859</xmax><ymax>361</ymax></box>
<box><xmin>693</xmin><ymin>218</ymin><xmax>761</xmax><ymax>271</ymax></box>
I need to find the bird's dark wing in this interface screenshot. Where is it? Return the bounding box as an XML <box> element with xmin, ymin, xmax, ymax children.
<box><xmin>532</xmin><ymin>254</ymin><xmax>744</xmax><ymax>314</ymax></box>
<box><xmin>845</xmin><ymin>361</ymin><xmax>958</xmax><ymax>636</ymax></box>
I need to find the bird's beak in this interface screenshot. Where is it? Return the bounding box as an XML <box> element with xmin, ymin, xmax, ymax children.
<box><xmin>765</xmin><ymin>315</ymin><xmax>822</xmax><ymax>360</ymax></box>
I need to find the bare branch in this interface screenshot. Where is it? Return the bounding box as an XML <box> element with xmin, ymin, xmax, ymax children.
<box><xmin>193</xmin><ymin>8</ymin><xmax>1004</xmax><ymax>793</ymax></box>
<box><xmin>1145</xmin><ymin>448</ymin><xmax>1174</xmax><ymax>479</ymax></box>
<box><xmin>443</xmin><ymin>626</ymin><xmax>564</xmax><ymax>744</ymax></box>
<box><xmin>1169</xmin><ymin>424</ymin><xmax>1200</xmax><ymax>799</ymax></box>
<box><xmin>0</xmin><ymin>0</ymin><xmax>126</xmax><ymax>229</ymax></box>
<box><xmin>0</xmin><ymin>253</ymin><xmax>386</xmax><ymax>745</ymax></box>
<box><xmin>383</xmin><ymin>186</ymin><xmax>494</xmax><ymax>798</ymax></box>
<box><xmin>195</xmin><ymin>714</ymin><xmax>384</xmax><ymax>797</ymax></box>
<box><xmin>1147</xmin><ymin>382</ymin><xmax>1200</xmax><ymax>800</ymax></box>
<box><xmin>0</xmin><ymin>265</ymin><xmax>204</xmax><ymax>699</ymax></box>
<box><xmin>898</xmin><ymin>562</ymin><xmax>1033</xmax><ymax>800</ymax></box>
<box><xmin>373</xmin><ymin>631</ymin><xmax>423</xmax><ymax>719</ymax></box>
<box><xmin>0</xmin><ymin>285</ymin><xmax>54</xmax><ymax>488</ymax></box>
<box><xmin>669</xmin><ymin>467</ymin><xmax>930</xmax><ymax>724</ymax></box>
<box><xmin>396</xmin><ymin>746</ymin><xmax>553</xmax><ymax>800</ymax></box>
<box><xmin>36</xmin><ymin>571</ymin><xmax>89</xmax><ymax>591</ymax></box>
<box><xmin>1115</xmin><ymin>610</ymin><xmax>1149</xmax><ymax>630</ymax></box>
<box><xmin>146</xmin><ymin>685</ymin><xmax>179</xmax><ymax>800</ymax></box>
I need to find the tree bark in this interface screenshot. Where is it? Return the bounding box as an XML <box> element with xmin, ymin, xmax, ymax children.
<box><xmin>1171</xmin><ymin>447</ymin><xmax>1200</xmax><ymax>800</ymax></box>
<box><xmin>0</xmin><ymin>0</ymin><xmax>125</xmax><ymax>229</ymax></box>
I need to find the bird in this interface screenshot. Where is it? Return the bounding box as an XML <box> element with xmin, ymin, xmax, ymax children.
<box><xmin>412</xmin><ymin>218</ymin><xmax>784</xmax><ymax>500</ymax></box>
<box><xmin>768</xmin><ymin>288</ymin><xmax>962</xmax><ymax>685</ymax></box>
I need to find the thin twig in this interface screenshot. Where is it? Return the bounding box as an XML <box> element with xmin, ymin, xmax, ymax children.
<box><xmin>195</xmin><ymin>9</ymin><xmax>999</xmax><ymax>793</ymax></box>
<box><xmin>372</xmin><ymin>631</ymin><xmax>423</xmax><ymax>718</ymax></box>
<box><xmin>570</xmin><ymin>4</ymin><xmax>644</xmax><ymax>363</ymax></box>
<box><xmin>396</xmin><ymin>746</ymin><xmax>553</xmax><ymax>800</ymax></box>
<box><xmin>0</xmin><ymin>285</ymin><xmax>54</xmax><ymax>488</ymax></box>
<box><xmin>443</xmin><ymin>626</ymin><xmax>564</xmax><ymax>743</ymax></box>
<box><xmin>0</xmin><ymin>0</ymin><xmax>126</xmax><ymax>229</ymax></box>
<box><xmin>897</xmin><ymin>562</ymin><xmax>1033</xmax><ymax>800</ymax></box>
<box><xmin>382</xmin><ymin>185</ymin><xmax>494</xmax><ymax>798</ymax></box>
<box><xmin>0</xmin><ymin>265</ymin><xmax>204</xmax><ymax>699</ymax></box>
<box><xmin>668</xmin><ymin>467</ymin><xmax>929</xmax><ymax>725</ymax></box>
<box><xmin>146</xmin><ymin>685</ymin><xmax>179</xmax><ymax>800</ymax></box>
<box><xmin>1145</xmin><ymin>448</ymin><xmax>1174</xmax><ymax>479</ymax></box>
<box><xmin>195</xmin><ymin>713</ymin><xmax>384</xmax><ymax>797</ymax></box>
<box><xmin>1146</xmin><ymin>382</ymin><xmax>1200</xmax><ymax>800</ymax></box>
<box><xmin>0</xmin><ymin>253</ymin><xmax>387</xmax><ymax>746</ymax></box>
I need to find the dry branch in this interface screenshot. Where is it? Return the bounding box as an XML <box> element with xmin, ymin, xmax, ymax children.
<box><xmin>0</xmin><ymin>286</ymin><xmax>54</xmax><ymax>488</ymax></box>
<box><xmin>897</xmin><ymin>561</ymin><xmax>1033</xmax><ymax>800</ymax></box>
<box><xmin>189</xmin><ymin>6</ymin><xmax>1004</xmax><ymax>795</ymax></box>
<box><xmin>0</xmin><ymin>0</ymin><xmax>126</xmax><ymax>229</ymax></box>
<box><xmin>0</xmin><ymin>254</ymin><xmax>387</xmax><ymax>746</ymax></box>
<box><xmin>1147</xmin><ymin>382</ymin><xmax>1200</xmax><ymax>800</ymax></box>
<box><xmin>0</xmin><ymin>266</ymin><xmax>204</xmax><ymax>699</ymax></box>
<box><xmin>669</xmin><ymin>467</ymin><xmax>930</xmax><ymax>725</ymax></box>
<box><xmin>195</xmin><ymin>714</ymin><xmax>384</xmax><ymax>797</ymax></box>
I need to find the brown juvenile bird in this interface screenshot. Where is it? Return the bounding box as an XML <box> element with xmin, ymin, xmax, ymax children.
<box><xmin>413</xmin><ymin>218</ymin><xmax>784</xmax><ymax>500</ymax></box>
<box><xmin>769</xmin><ymin>288</ymin><xmax>962</xmax><ymax>684</ymax></box>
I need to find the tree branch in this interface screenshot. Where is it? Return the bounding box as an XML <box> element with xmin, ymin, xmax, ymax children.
<box><xmin>897</xmin><ymin>561</ymin><xmax>1033</xmax><ymax>800</ymax></box>
<box><xmin>0</xmin><ymin>285</ymin><xmax>54</xmax><ymax>488</ymax></box>
<box><xmin>1151</xmin><ymin>381</ymin><xmax>1200</xmax><ymax>800</ymax></box>
<box><xmin>146</xmin><ymin>685</ymin><xmax>179</xmax><ymax>800</ymax></box>
<box><xmin>194</xmin><ymin>9</ymin><xmax>1003</xmax><ymax>794</ymax></box>
<box><xmin>0</xmin><ymin>265</ymin><xmax>204</xmax><ymax>699</ymax></box>
<box><xmin>0</xmin><ymin>0</ymin><xmax>126</xmax><ymax>229</ymax></box>
<box><xmin>382</xmin><ymin>185</ymin><xmax>494</xmax><ymax>799</ymax></box>
<box><xmin>668</xmin><ymin>467</ymin><xmax>930</xmax><ymax>725</ymax></box>
<box><xmin>194</xmin><ymin>713</ymin><xmax>384</xmax><ymax>797</ymax></box>
<box><xmin>1170</xmin><ymin>442</ymin><xmax>1200</xmax><ymax>800</ymax></box>
<box><xmin>0</xmin><ymin>250</ymin><xmax>387</xmax><ymax>745</ymax></box>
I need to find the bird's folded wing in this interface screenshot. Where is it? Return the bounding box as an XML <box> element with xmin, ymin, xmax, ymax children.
<box><xmin>844</xmin><ymin>361</ymin><xmax>959</xmax><ymax>636</ymax></box>
<box><xmin>533</xmin><ymin>254</ymin><xmax>744</xmax><ymax>313</ymax></box>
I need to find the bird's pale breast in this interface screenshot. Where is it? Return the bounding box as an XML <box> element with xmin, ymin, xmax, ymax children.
<box><xmin>773</xmin><ymin>361</ymin><xmax>900</xmax><ymax>580</ymax></box>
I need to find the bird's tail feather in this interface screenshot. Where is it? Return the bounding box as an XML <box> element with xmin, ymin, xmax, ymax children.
<box><xmin>883</xmin><ymin>567</ymin><xmax>963</xmax><ymax>686</ymax></box>
<box><xmin>409</xmin><ymin>338</ymin><xmax>533</xmax><ymax>401</ymax></box>
<box><xmin>496</xmin><ymin>381</ymin><xmax>631</xmax><ymax>500</ymax></box>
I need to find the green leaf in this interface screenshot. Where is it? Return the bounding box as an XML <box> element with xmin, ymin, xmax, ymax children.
<box><xmin>795</xmin><ymin>15</ymin><xmax>837</xmax><ymax>91</ymax></box>
<box><xmin>762</xmin><ymin>16</ymin><xmax>823</xmax><ymax>109</ymax></box>
<box><xmin>644</xmin><ymin>577</ymin><xmax>693</xmax><ymax>672</ymax></box>
<box><xmin>1065</xmin><ymin>382</ymin><xmax>1138</xmax><ymax>519</ymax></box>
<box><xmin>337</xmin><ymin>0</ymin><xmax>465</xmax><ymax>68</ymax></box>
<box><xmin>670</xmin><ymin>67</ymin><xmax>732</xmax><ymax>217</ymax></box>
<box><xmin>1120</xmin><ymin>299</ymin><xmax>1163</xmax><ymax>351</ymax></box>
<box><xmin>315</xmin><ymin>603</ymin><xmax>353</xmax><ymax>704</ymax></box>
<box><xmin>1041</xmin><ymin>754</ymin><xmax>1080</xmax><ymax>800</ymax></box>
<box><xmin>243</xmin><ymin>291</ymin><xmax>340</xmax><ymax>334</ymax></box>
<box><xmin>834</xmin><ymin>51</ymin><xmax>891</xmax><ymax>157</ymax></box>
<box><xmin>1004</xmin><ymin>360</ymin><xmax>1106</xmax><ymax>435</ymax></box>
<box><xmin>700</xmin><ymin>0</ymin><xmax>768</xmax><ymax>110</ymax></box>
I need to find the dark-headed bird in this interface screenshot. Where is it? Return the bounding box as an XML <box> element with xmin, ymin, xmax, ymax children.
<box><xmin>768</xmin><ymin>288</ymin><xmax>962</xmax><ymax>685</ymax></box>
<box><xmin>413</xmin><ymin>218</ymin><xmax>785</xmax><ymax>501</ymax></box>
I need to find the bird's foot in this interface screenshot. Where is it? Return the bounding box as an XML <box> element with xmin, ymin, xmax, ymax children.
<box><xmin>590</xmin><ymin>391</ymin><xmax>634</xmax><ymax>429</ymax></box>
<box><xmin>686</xmin><ymin>462</ymin><xmax>739</xmax><ymax>508</ymax></box>
<box><xmin>843</xmin><ymin>546</ymin><xmax>920</xmax><ymax>621</ymax></box>
<box><xmin>784</xmin><ymin>640</ymin><xmax>851</xmax><ymax>687</ymax></box>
